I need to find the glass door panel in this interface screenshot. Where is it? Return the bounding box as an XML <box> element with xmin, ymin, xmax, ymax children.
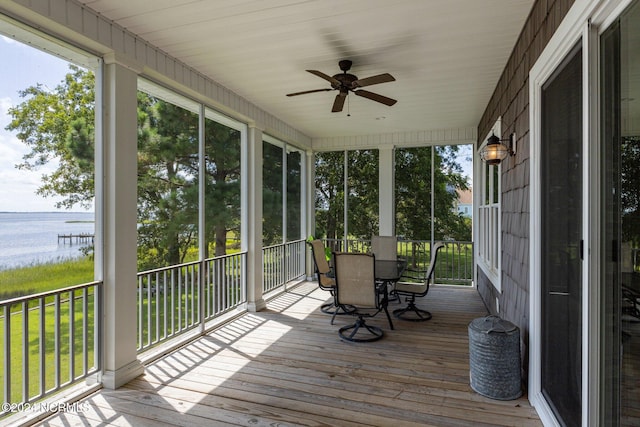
<box><xmin>602</xmin><ymin>1</ymin><xmax>640</xmax><ymax>425</ymax></box>
<box><xmin>540</xmin><ymin>43</ymin><xmax>583</xmax><ymax>427</ymax></box>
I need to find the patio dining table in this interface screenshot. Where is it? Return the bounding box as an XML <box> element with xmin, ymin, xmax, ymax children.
<box><xmin>375</xmin><ymin>258</ymin><xmax>407</xmax><ymax>302</ymax></box>
<box><xmin>375</xmin><ymin>258</ymin><xmax>407</xmax><ymax>283</ymax></box>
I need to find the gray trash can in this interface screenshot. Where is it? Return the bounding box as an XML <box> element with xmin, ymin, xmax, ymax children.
<box><xmin>468</xmin><ymin>315</ymin><xmax>522</xmax><ymax>400</ymax></box>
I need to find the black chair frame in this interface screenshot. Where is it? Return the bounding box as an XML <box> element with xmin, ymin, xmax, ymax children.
<box><xmin>393</xmin><ymin>242</ymin><xmax>445</xmax><ymax>322</ymax></box>
<box><xmin>333</xmin><ymin>252</ymin><xmax>394</xmax><ymax>342</ymax></box>
<box><xmin>307</xmin><ymin>240</ymin><xmax>354</xmax><ymax>324</ymax></box>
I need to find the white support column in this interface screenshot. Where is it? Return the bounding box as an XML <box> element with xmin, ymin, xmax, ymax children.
<box><xmin>282</xmin><ymin>144</ymin><xmax>287</xmax><ymax>243</ymax></box>
<box><xmin>246</xmin><ymin>125</ymin><xmax>265</xmax><ymax>312</ymax></box>
<box><xmin>100</xmin><ymin>55</ymin><xmax>143</xmax><ymax>389</ymax></box>
<box><xmin>301</xmin><ymin>151</ymin><xmax>310</xmax><ymax>239</ymax></box>
<box><xmin>343</xmin><ymin>151</ymin><xmax>348</xmax><ymax>243</ymax></box>
<box><xmin>198</xmin><ymin>105</ymin><xmax>206</xmax><ymax>332</ymax></box>
<box><xmin>305</xmin><ymin>150</ymin><xmax>315</xmax><ymax>278</ymax></box>
<box><xmin>379</xmin><ymin>146</ymin><xmax>395</xmax><ymax>236</ymax></box>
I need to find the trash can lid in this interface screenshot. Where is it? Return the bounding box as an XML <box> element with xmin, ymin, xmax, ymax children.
<box><xmin>469</xmin><ymin>315</ymin><xmax>517</xmax><ymax>334</ymax></box>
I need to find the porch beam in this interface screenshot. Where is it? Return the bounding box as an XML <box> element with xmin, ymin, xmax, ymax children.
<box><xmin>311</xmin><ymin>127</ymin><xmax>477</xmax><ymax>151</ymax></box>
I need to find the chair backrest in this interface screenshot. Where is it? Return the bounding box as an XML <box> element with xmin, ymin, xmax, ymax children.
<box><xmin>333</xmin><ymin>252</ymin><xmax>377</xmax><ymax>308</ymax></box>
<box><xmin>371</xmin><ymin>235</ymin><xmax>398</xmax><ymax>261</ymax></box>
<box><xmin>309</xmin><ymin>240</ymin><xmax>334</xmax><ymax>287</ymax></box>
<box><xmin>424</xmin><ymin>242</ymin><xmax>446</xmax><ymax>284</ymax></box>
<box><xmin>395</xmin><ymin>242</ymin><xmax>445</xmax><ymax>299</ymax></box>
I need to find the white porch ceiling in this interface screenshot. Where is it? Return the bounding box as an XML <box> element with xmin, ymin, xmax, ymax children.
<box><xmin>80</xmin><ymin>0</ymin><xmax>534</xmax><ymax>140</ymax></box>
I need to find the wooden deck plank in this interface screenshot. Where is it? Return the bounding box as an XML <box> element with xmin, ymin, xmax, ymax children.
<box><xmin>145</xmin><ymin>350</ymin><xmax>528</xmax><ymax>415</ymax></box>
<box><xmin>38</xmin><ymin>282</ymin><xmax>541</xmax><ymax>427</ymax></box>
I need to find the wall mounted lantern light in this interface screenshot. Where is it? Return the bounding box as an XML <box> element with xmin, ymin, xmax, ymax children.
<box><xmin>479</xmin><ymin>133</ymin><xmax>516</xmax><ymax>165</ymax></box>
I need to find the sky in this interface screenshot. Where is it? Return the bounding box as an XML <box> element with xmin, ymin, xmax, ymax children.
<box><xmin>0</xmin><ymin>35</ymin><xmax>83</xmax><ymax>212</ymax></box>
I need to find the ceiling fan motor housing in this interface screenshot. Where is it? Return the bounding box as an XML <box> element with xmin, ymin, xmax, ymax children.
<box><xmin>332</xmin><ymin>73</ymin><xmax>358</xmax><ymax>90</ymax></box>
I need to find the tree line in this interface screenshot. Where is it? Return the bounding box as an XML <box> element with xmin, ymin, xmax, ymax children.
<box><xmin>7</xmin><ymin>65</ymin><xmax>471</xmax><ymax>272</ymax></box>
<box><xmin>314</xmin><ymin>147</ymin><xmax>471</xmax><ymax>242</ymax></box>
<box><xmin>7</xmin><ymin>66</ymin><xmax>241</xmax><ymax>271</ymax></box>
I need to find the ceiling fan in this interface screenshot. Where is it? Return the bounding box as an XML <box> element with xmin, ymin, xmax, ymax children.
<box><xmin>286</xmin><ymin>60</ymin><xmax>397</xmax><ymax>113</ymax></box>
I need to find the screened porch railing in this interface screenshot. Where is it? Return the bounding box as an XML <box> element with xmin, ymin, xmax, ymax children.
<box><xmin>323</xmin><ymin>238</ymin><xmax>474</xmax><ymax>286</ymax></box>
<box><xmin>0</xmin><ymin>243</ymin><xmax>311</xmax><ymax>418</ymax></box>
<box><xmin>262</xmin><ymin>239</ymin><xmax>306</xmax><ymax>294</ymax></box>
<box><xmin>137</xmin><ymin>251</ymin><xmax>247</xmax><ymax>353</ymax></box>
<box><xmin>0</xmin><ymin>281</ymin><xmax>101</xmax><ymax>417</ymax></box>
<box><xmin>204</xmin><ymin>253</ymin><xmax>246</xmax><ymax>321</ymax></box>
<box><xmin>399</xmin><ymin>240</ymin><xmax>474</xmax><ymax>286</ymax></box>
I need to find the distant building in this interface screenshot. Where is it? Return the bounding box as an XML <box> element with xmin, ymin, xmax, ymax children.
<box><xmin>455</xmin><ymin>189</ymin><xmax>472</xmax><ymax>218</ymax></box>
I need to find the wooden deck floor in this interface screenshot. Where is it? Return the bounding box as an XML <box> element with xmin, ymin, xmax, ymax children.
<box><xmin>39</xmin><ymin>282</ymin><xmax>541</xmax><ymax>427</ymax></box>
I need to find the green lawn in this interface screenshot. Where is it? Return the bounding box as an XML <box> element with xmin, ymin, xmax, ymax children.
<box><xmin>0</xmin><ymin>258</ymin><xmax>94</xmax><ymax>301</ymax></box>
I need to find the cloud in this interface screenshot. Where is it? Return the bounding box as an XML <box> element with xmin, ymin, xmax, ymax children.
<box><xmin>0</xmin><ymin>118</ymin><xmax>64</xmax><ymax>211</ymax></box>
<box><xmin>0</xmin><ymin>160</ymin><xmax>66</xmax><ymax>211</ymax></box>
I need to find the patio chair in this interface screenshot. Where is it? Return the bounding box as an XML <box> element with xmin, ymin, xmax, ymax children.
<box><xmin>333</xmin><ymin>251</ymin><xmax>394</xmax><ymax>342</ymax></box>
<box><xmin>393</xmin><ymin>241</ymin><xmax>445</xmax><ymax>321</ymax></box>
<box><xmin>371</xmin><ymin>235</ymin><xmax>401</xmax><ymax>300</ymax></box>
<box><xmin>308</xmin><ymin>239</ymin><xmax>353</xmax><ymax>324</ymax></box>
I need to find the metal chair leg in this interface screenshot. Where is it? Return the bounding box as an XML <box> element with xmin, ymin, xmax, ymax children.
<box><xmin>321</xmin><ymin>303</ymin><xmax>357</xmax><ymax>324</ymax></box>
<box><xmin>320</xmin><ymin>302</ymin><xmax>335</xmax><ymax>314</ymax></box>
<box><xmin>383</xmin><ymin>306</ymin><xmax>394</xmax><ymax>330</ymax></box>
<box><xmin>338</xmin><ymin>317</ymin><xmax>384</xmax><ymax>342</ymax></box>
<box><xmin>393</xmin><ymin>300</ymin><xmax>432</xmax><ymax>322</ymax></box>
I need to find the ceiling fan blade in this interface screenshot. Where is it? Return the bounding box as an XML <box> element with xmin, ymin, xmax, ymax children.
<box><xmin>286</xmin><ymin>88</ymin><xmax>333</xmax><ymax>97</ymax></box>
<box><xmin>353</xmin><ymin>73</ymin><xmax>395</xmax><ymax>88</ymax></box>
<box><xmin>307</xmin><ymin>70</ymin><xmax>341</xmax><ymax>86</ymax></box>
<box><xmin>354</xmin><ymin>90</ymin><xmax>397</xmax><ymax>106</ymax></box>
<box><xmin>332</xmin><ymin>92</ymin><xmax>347</xmax><ymax>112</ymax></box>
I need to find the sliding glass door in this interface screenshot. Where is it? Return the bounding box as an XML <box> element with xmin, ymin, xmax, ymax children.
<box><xmin>540</xmin><ymin>43</ymin><xmax>583</xmax><ymax>427</ymax></box>
<box><xmin>601</xmin><ymin>2</ymin><xmax>640</xmax><ymax>425</ymax></box>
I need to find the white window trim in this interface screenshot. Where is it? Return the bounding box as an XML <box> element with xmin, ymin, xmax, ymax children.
<box><xmin>475</xmin><ymin>120</ymin><xmax>503</xmax><ymax>292</ymax></box>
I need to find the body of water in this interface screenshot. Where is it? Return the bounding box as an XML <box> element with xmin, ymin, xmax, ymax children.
<box><xmin>0</xmin><ymin>211</ymin><xmax>94</xmax><ymax>270</ymax></box>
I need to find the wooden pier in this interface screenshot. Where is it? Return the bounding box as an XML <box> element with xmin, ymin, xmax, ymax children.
<box><xmin>57</xmin><ymin>233</ymin><xmax>94</xmax><ymax>245</ymax></box>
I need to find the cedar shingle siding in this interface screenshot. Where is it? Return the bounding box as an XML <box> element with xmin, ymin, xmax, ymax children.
<box><xmin>476</xmin><ymin>0</ymin><xmax>575</xmax><ymax>379</ymax></box>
